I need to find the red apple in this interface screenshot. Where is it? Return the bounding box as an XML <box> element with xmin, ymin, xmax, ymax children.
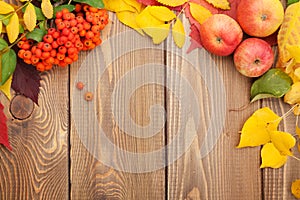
<box><xmin>199</xmin><ymin>14</ymin><xmax>243</xmax><ymax>56</ymax></box>
<box><xmin>234</xmin><ymin>38</ymin><xmax>274</xmax><ymax>77</ymax></box>
<box><xmin>237</xmin><ymin>0</ymin><xmax>284</xmax><ymax>37</ymax></box>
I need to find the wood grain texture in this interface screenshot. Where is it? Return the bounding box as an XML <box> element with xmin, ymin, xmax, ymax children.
<box><xmin>0</xmin><ymin>68</ymin><xmax>69</xmax><ymax>199</ymax></box>
<box><xmin>166</xmin><ymin>17</ymin><xmax>262</xmax><ymax>200</ymax></box>
<box><xmin>70</xmin><ymin>14</ymin><xmax>166</xmax><ymax>199</ymax></box>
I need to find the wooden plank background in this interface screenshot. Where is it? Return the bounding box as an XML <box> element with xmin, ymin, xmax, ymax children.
<box><xmin>1</xmin><ymin>0</ymin><xmax>300</xmax><ymax>199</ymax></box>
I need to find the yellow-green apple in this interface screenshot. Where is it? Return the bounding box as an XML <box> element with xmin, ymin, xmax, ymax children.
<box><xmin>199</xmin><ymin>14</ymin><xmax>243</xmax><ymax>56</ymax></box>
<box><xmin>237</xmin><ymin>0</ymin><xmax>284</xmax><ymax>37</ymax></box>
<box><xmin>234</xmin><ymin>38</ymin><xmax>274</xmax><ymax>77</ymax></box>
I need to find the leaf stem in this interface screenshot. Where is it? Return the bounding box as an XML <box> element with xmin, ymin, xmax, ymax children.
<box><xmin>291</xmin><ymin>155</ymin><xmax>300</xmax><ymax>162</ymax></box>
<box><xmin>280</xmin><ymin>104</ymin><xmax>300</xmax><ymax>119</ymax></box>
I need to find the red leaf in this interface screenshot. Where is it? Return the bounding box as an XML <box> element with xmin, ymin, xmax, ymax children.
<box><xmin>218</xmin><ymin>0</ymin><xmax>241</xmax><ymax>20</ymax></box>
<box><xmin>12</xmin><ymin>58</ymin><xmax>41</xmax><ymax>105</ymax></box>
<box><xmin>0</xmin><ymin>102</ymin><xmax>12</xmax><ymax>150</ymax></box>
<box><xmin>137</xmin><ymin>0</ymin><xmax>161</xmax><ymax>6</ymax></box>
<box><xmin>187</xmin><ymin>24</ymin><xmax>203</xmax><ymax>53</ymax></box>
<box><xmin>261</xmin><ymin>30</ymin><xmax>278</xmax><ymax>46</ymax></box>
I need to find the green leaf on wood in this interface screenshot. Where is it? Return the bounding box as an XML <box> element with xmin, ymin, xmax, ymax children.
<box><xmin>250</xmin><ymin>68</ymin><xmax>293</xmax><ymax>102</ymax></box>
<box><xmin>1</xmin><ymin>49</ymin><xmax>16</xmax><ymax>86</ymax></box>
<box><xmin>26</xmin><ymin>28</ymin><xmax>46</xmax><ymax>42</ymax></box>
<box><xmin>73</xmin><ymin>0</ymin><xmax>104</xmax><ymax>8</ymax></box>
<box><xmin>54</xmin><ymin>5</ymin><xmax>75</xmax><ymax>16</ymax></box>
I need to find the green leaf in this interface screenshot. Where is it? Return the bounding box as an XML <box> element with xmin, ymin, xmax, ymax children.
<box><xmin>1</xmin><ymin>49</ymin><xmax>16</xmax><ymax>86</ymax></box>
<box><xmin>54</xmin><ymin>5</ymin><xmax>75</xmax><ymax>17</ymax></box>
<box><xmin>250</xmin><ymin>68</ymin><xmax>293</xmax><ymax>102</ymax></box>
<box><xmin>0</xmin><ymin>14</ymin><xmax>10</xmax><ymax>26</ymax></box>
<box><xmin>0</xmin><ymin>38</ymin><xmax>8</xmax><ymax>51</ymax></box>
<box><xmin>26</xmin><ymin>28</ymin><xmax>46</xmax><ymax>42</ymax></box>
<box><xmin>73</xmin><ymin>0</ymin><xmax>104</xmax><ymax>8</ymax></box>
<box><xmin>287</xmin><ymin>0</ymin><xmax>299</xmax><ymax>6</ymax></box>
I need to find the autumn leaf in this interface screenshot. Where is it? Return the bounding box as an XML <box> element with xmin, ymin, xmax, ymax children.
<box><xmin>41</xmin><ymin>0</ymin><xmax>53</xmax><ymax>19</ymax></box>
<box><xmin>291</xmin><ymin>179</ymin><xmax>300</xmax><ymax>199</ymax></box>
<box><xmin>137</xmin><ymin>0</ymin><xmax>161</xmax><ymax>6</ymax></box>
<box><xmin>0</xmin><ymin>75</ymin><xmax>12</xmax><ymax>100</ymax></box>
<box><xmin>24</xmin><ymin>3</ymin><xmax>37</xmax><ymax>32</ymax></box>
<box><xmin>1</xmin><ymin>49</ymin><xmax>17</xmax><ymax>86</ymax></box>
<box><xmin>205</xmin><ymin>0</ymin><xmax>230</xmax><ymax>10</ymax></box>
<box><xmin>12</xmin><ymin>58</ymin><xmax>41</xmax><ymax>104</ymax></box>
<box><xmin>116</xmin><ymin>11</ymin><xmax>144</xmax><ymax>35</ymax></box>
<box><xmin>156</xmin><ymin>0</ymin><xmax>187</xmax><ymax>7</ymax></box>
<box><xmin>189</xmin><ymin>2</ymin><xmax>212</xmax><ymax>24</ymax></box>
<box><xmin>237</xmin><ymin>107</ymin><xmax>281</xmax><ymax>148</ymax></box>
<box><xmin>103</xmin><ymin>0</ymin><xmax>137</xmax><ymax>12</ymax></box>
<box><xmin>172</xmin><ymin>18</ymin><xmax>185</xmax><ymax>48</ymax></box>
<box><xmin>277</xmin><ymin>1</ymin><xmax>300</xmax><ymax>64</ymax></box>
<box><xmin>124</xmin><ymin>0</ymin><xmax>144</xmax><ymax>12</ymax></box>
<box><xmin>0</xmin><ymin>21</ymin><xmax>2</xmax><ymax>34</ymax></box>
<box><xmin>284</xmin><ymin>82</ymin><xmax>300</xmax><ymax>105</ymax></box>
<box><xmin>0</xmin><ymin>102</ymin><xmax>11</xmax><ymax>150</ymax></box>
<box><xmin>187</xmin><ymin>24</ymin><xmax>202</xmax><ymax>53</ymax></box>
<box><xmin>148</xmin><ymin>6</ymin><xmax>176</xmax><ymax>21</ymax></box>
<box><xmin>0</xmin><ymin>1</ymin><xmax>15</xmax><ymax>14</ymax></box>
<box><xmin>6</xmin><ymin>13</ymin><xmax>19</xmax><ymax>43</ymax></box>
<box><xmin>260</xmin><ymin>143</ymin><xmax>287</xmax><ymax>168</ymax></box>
<box><xmin>270</xmin><ymin>131</ymin><xmax>296</xmax><ymax>156</ymax></box>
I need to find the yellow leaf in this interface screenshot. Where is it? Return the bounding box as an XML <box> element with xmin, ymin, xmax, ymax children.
<box><xmin>116</xmin><ymin>11</ymin><xmax>144</xmax><ymax>35</ymax></box>
<box><xmin>156</xmin><ymin>0</ymin><xmax>187</xmax><ymax>7</ymax></box>
<box><xmin>291</xmin><ymin>179</ymin><xmax>300</xmax><ymax>199</ymax></box>
<box><xmin>205</xmin><ymin>0</ymin><xmax>230</xmax><ymax>10</ymax></box>
<box><xmin>296</xmin><ymin>125</ymin><xmax>300</xmax><ymax>138</ymax></box>
<box><xmin>284</xmin><ymin>82</ymin><xmax>300</xmax><ymax>105</ymax></box>
<box><xmin>124</xmin><ymin>0</ymin><xmax>144</xmax><ymax>12</ymax></box>
<box><xmin>0</xmin><ymin>75</ymin><xmax>12</xmax><ymax>100</ymax></box>
<box><xmin>172</xmin><ymin>18</ymin><xmax>185</xmax><ymax>48</ymax></box>
<box><xmin>270</xmin><ymin>131</ymin><xmax>296</xmax><ymax>156</ymax></box>
<box><xmin>286</xmin><ymin>45</ymin><xmax>300</xmax><ymax>63</ymax></box>
<box><xmin>143</xmin><ymin>24</ymin><xmax>170</xmax><ymax>44</ymax></box>
<box><xmin>277</xmin><ymin>2</ymin><xmax>300</xmax><ymax>64</ymax></box>
<box><xmin>136</xmin><ymin>7</ymin><xmax>163</xmax><ymax>28</ymax></box>
<box><xmin>6</xmin><ymin>13</ymin><xmax>19</xmax><ymax>43</ymax></box>
<box><xmin>0</xmin><ymin>1</ymin><xmax>14</xmax><ymax>14</ymax></box>
<box><xmin>148</xmin><ymin>6</ymin><xmax>176</xmax><ymax>22</ymax></box>
<box><xmin>260</xmin><ymin>143</ymin><xmax>287</xmax><ymax>168</ymax></box>
<box><xmin>41</xmin><ymin>0</ymin><xmax>53</xmax><ymax>19</ymax></box>
<box><xmin>189</xmin><ymin>2</ymin><xmax>212</xmax><ymax>24</ymax></box>
<box><xmin>237</xmin><ymin>107</ymin><xmax>281</xmax><ymax>148</ymax></box>
<box><xmin>0</xmin><ymin>21</ymin><xmax>2</xmax><ymax>34</ymax></box>
<box><xmin>24</xmin><ymin>3</ymin><xmax>36</xmax><ymax>32</ymax></box>
<box><xmin>103</xmin><ymin>0</ymin><xmax>136</xmax><ymax>12</ymax></box>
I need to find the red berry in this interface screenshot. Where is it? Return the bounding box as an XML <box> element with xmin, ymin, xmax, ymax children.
<box><xmin>58</xmin><ymin>46</ymin><xmax>67</xmax><ymax>54</ymax></box>
<box><xmin>42</xmin><ymin>43</ymin><xmax>52</xmax><ymax>52</ymax></box>
<box><xmin>56</xmin><ymin>11</ymin><xmax>63</xmax><ymax>19</ymax></box>
<box><xmin>48</xmin><ymin>28</ymin><xmax>56</xmax><ymax>35</ymax></box>
<box><xmin>43</xmin><ymin>34</ymin><xmax>54</xmax><ymax>43</ymax></box>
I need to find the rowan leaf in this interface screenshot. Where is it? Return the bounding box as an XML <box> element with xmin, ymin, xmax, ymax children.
<box><xmin>237</xmin><ymin>107</ymin><xmax>281</xmax><ymax>148</ymax></box>
<box><xmin>0</xmin><ymin>102</ymin><xmax>11</xmax><ymax>150</ymax></box>
<box><xmin>0</xmin><ymin>75</ymin><xmax>12</xmax><ymax>100</ymax></box>
<box><xmin>250</xmin><ymin>68</ymin><xmax>293</xmax><ymax>102</ymax></box>
<box><xmin>270</xmin><ymin>131</ymin><xmax>296</xmax><ymax>156</ymax></box>
<box><xmin>6</xmin><ymin>13</ymin><xmax>19</xmax><ymax>43</ymax></box>
<box><xmin>172</xmin><ymin>18</ymin><xmax>185</xmax><ymax>48</ymax></box>
<box><xmin>26</xmin><ymin>28</ymin><xmax>47</xmax><ymax>42</ymax></box>
<box><xmin>143</xmin><ymin>24</ymin><xmax>170</xmax><ymax>44</ymax></box>
<box><xmin>1</xmin><ymin>49</ymin><xmax>16</xmax><ymax>86</ymax></box>
<box><xmin>156</xmin><ymin>0</ymin><xmax>187</xmax><ymax>7</ymax></box>
<box><xmin>116</xmin><ymin>11</ymin><xmax>144</xmax><ymax>35</ymax></box>
<box><xmin>277</xmin><ymin>2</ymin><xmax>300</xmax><ymax>64</ymax></box>
<box><xmin>189</xmin><ymin>2</ymin><xmax>212</xmax><ymax>24</ymax></box>
<box><xmin>12</xmin><ymin>58</ymin><xmax>41</xmax><ymax>104</ymax></box>
<box><xmin>0</xmin><ymin>1</ymin><xmax>14</xmax><ymax>14</ymax></box>
<box><xmin>148</xmin><ymin>6</ymin><xmax>176</xmax><ymax>22</ymax></box>
<box><xmin>41</xmin><ymin>0</ymin><xmax>53</xmax><ymax>19</ymax></box>
<box><xmin>205</xmin><ymin>0</ymin><xmax>230</xmax><ymax>10</ymax></box>
<box><xmin>24</xmin><ymin>3</ymin><xmax>36</xmax><ymax>32</ymax></box>
<box><xmin>288</xmin><ymin>0</ymin><xmax>300</xmax><ymax>6</ymax></box>
<box><xmin>260</xmin><ymin>143</ymin><xmax>287</xmax><ymax>168</ymax></box>
<box><xmin>103</xmin><ymin>0</ymin><xmax>136</xmax><ymax>12</ymax></box>
<box><xmin>292</xmin><ymin>179</ymin><xmax>300</xmax><ymax>199</ymax></box>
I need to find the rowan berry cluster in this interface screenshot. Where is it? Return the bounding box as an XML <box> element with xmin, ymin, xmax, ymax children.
<box><xmin>17</xmin><ymin>4</ymin><xmax>109</xmax><ymax>72</ymax></box>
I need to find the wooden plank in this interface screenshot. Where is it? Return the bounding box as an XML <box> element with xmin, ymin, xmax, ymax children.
<box><xmin>166</xmin><ymin>18</ymin><xmax>262</xmax><ymax>199</ymax></box>
<box><xmin>70</xmin><ymin>15</ymin><xmax>166</xmax><ymax>199</ymax></box>
<box><xmin>0</xmin><ymin>68</ymin><xmax>69</xmax><ymax>199</ymax></box>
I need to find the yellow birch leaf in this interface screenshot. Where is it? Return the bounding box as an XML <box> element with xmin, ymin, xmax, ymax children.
<box><xmin>124</xmin><ymin>0</ymin><xmax>143</xmax><ymax>12</ymax></box>
<box><xmin>136</xmin><ymin>7</ymin><xmax>164</xmax><ymax>28</ymax></box>
<box><xmin>116</xmin><ymin>11</ymin><xmax>144</xmax><ymax>35</ymax></box>
<box><xmin>189</xmin><ymin>2</ymin><xmax>212</xmax><ymax>24</ymax></box>
<box><xmin>41</xmin><ymin>0</ymin><xmax>53</xmax><ymax>19</ymax></box>
<box><xmin>291</xmin><ymin>179</ymin><xmax>300</xmax><ymax>199</ymax></box>
<box><xmin>0</xmin><ymin>21</ymin><xmax>2</xmax><ymax>34</ymax></box>
<box><xmin>0</xmin><ymin>1</ymin><xmax>14</xmax><ymax>14</ymax></box>
<box><xmin>286</xmin><ymin>45</ymin><xmax>300</xmax><ymax>63</ymax></box>
<box><xmin>277</xmin><ymin>2</ymin><xmax>300</xmax><ymax>64</ymax></box>
<box><xmin>156</xmin><ymin>0</ymin><xmax>187</xmax><ymax>7</ymax></box>
<box><xmin>172</xmin><ymin>18</ymin><xmax>185</xmax><ymax>48</ymax></box>
<box><xmin>284</xmin><ymin>82</ymin><xmax>300</xmax><ymax>105</ymax></box>
<box><xmin>6</xmin><ymin>13</ymin><xmax>19</xmax><ymax>43</ymax></box>
<box><xmin>143</xmin><ymin>23</ymin><xmax>170</xmax><ymax>44</ymax></box>
<box><xmin>205</xmin><ymin>0</ymin><xmax>230</xmax><ymax>10</ymax></box>
<box><xmin>260</xmin><ymin>143</ymin><xmax>287</xmax><ymax>168</ymax></box>
<box><xmin>103</xmin><ymin>0</ymin><xmax>136</xmax><ymax>12</ymax></box>
<box><xmin>148</xmin><ymin>6</ymin><xmax>176</xmax><ymax>22</ymax></box>
<box><xmin>0</xmin><ymin>75</ymin><xmax>12</xmax><ymax>100</ymax></box>
<box><xmin>23</xmin><ymin>3</ymin><xmax>36</xmax><ymax>32</ymax></box>
<box><xmin>237</xmin><ymin>107</ymin><xmax>281</xmax><ymax>148</ymax></box>
<box><xmin>270</xmin><ymin>131</ymin><xmax>296</xmax><ymax>156</ymax></box>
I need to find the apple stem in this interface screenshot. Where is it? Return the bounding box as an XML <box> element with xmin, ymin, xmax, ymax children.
<box><xmin>261</xmin><ymin>14</ymin><xmax>267</xmax><ymax>21</ymax></box>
